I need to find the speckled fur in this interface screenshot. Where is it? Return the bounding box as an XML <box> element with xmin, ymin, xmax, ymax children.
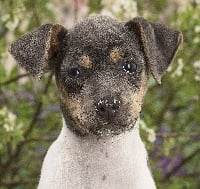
<box><xmin>9</xmin><ymin>15</ymin><xmax>182</xmax><ymax>189</ymax></box>
<box><xmin>55</xmin><ymin>16</ymin><xmax>148</xmax><ymax>136</ymax></box>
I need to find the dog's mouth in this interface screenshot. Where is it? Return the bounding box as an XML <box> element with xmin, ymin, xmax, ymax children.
<box><xmin>88</xmin><ymin>113</ymin><xmax>137</xmax><ymax>137</ymax></box>
<box><xmin>60</xmin><ymin>94</ymin><xmax>140</xmax><ymax>137</ymax></box>
<box><xmin>90</xmin><ymin>122</ymin><xmax>136</xmax><ymax>137</ymax></box>
<box><xmin>79</xmin><ymin>96</ymin><xmax>140</xmax><ymax>137</ymax></box>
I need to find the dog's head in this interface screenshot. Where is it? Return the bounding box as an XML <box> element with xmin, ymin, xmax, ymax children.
<box><xmin>9</xmin><ymin>15</ymin><xmax>182</xmax><ymax>137</ymax></box>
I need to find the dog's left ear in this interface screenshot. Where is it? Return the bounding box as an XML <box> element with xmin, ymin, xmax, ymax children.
<box><xmin>125</xmin><ymin>17</ymin><xmax>183</xmax><ymax>84</ymax></box>
<box><xmin>9</xmin><ymin>24</ymin><xmax>67</xmax><ymax>78</ymax></box>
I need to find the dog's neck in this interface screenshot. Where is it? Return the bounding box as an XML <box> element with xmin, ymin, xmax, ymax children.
<box><xmin>38</xmin><ymin>118</ymin><xmax>156</xmax><ymax>189</ymax></box>
<box><xmin>62</xmin><ymin>118</ymin><xmax>145</xmax><ymax>159</ymax></box>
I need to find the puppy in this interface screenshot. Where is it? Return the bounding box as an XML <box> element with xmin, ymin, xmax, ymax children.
<box><xmin>9</xmin><ymin>15</ymin><xmax>182</xmax><ymax>189</ymax></box>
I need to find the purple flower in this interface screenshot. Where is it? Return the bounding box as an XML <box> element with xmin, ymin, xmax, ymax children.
<box><xmin>158</xmin><ymin>156</ymin><xmax>171</xmax><ymax>176</ymax></box>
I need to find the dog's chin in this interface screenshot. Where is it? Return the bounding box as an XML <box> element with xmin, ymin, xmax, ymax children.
<box><xmin>63</xmin><ymin>112</ymin><xmax>137</xmax><ymax>137</ymax></box>
<box><xmin>88</xmin><ymin>119</ymin><xmax>137</xmax><ymax>137</ymax></box>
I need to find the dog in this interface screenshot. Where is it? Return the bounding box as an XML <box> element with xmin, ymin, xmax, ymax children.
<box><xmin>9</xmin><ymin>15</ymin><xmax>182</xmax><ymax>189</ymax></box>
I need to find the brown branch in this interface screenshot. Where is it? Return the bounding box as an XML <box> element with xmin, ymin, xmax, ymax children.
<box><xmin>24</xmin><ymin>121</ymin><xmax>60</xmax><ymax>143</ymax></box>
<box><xmin>163</xmin><ymin>148</ymin><xmax>200</xmax><ymax>181</ymax></box>
<box><xmin>1</xmin><ymin>178</ymin><xmax>37</xmax><ymax>187</ymax></box>
<box><xmin>23</xmin><ymin>73</ymin><xmax>53</xmax><ymax>138</ymax></box>
<box><xmin>25</xmin><ymin>136</ymin><xmax>56</xmax><ymax>143</ymax></box>
<box><xmin>3</xmin><ymin>117</ymin><xmax>59</xmax><ymax>185</ymax></box>
<box><xmin>0</xmin><ymin>73</ymin><xmax>53</xmax><ymax>179</ymax></box>
<box><xmin>180</xmin><ymin>172</ymin><xmax>200</xmax><ymax>178</ymax></box>
<box><xmin>32</xmin><ymin>5</ymin><xmax>41</xmax><ymax>26</ymax></box>
<box><xmin>0</xmin><ymin>73</ymin><xmax>29</xmax><ymax>86</ymax></box>
<box><xmin>156</xmin><ymin>132</ymin><xmax>200</xmax><ymax>138</ymax></box>
<box><xmin>155</xmin><ymin>89</ymin><xmax>175</xmax><ymax>126</ymax></box>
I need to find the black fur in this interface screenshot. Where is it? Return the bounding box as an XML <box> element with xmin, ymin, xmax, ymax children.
<box><xmin>9</xmin><ymin>15</ymin><xmax>182</xmax><ymax>137</ymax></box>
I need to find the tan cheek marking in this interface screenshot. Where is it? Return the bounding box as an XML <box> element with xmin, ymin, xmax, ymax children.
<box><xmin>78</xmin><ymin>55</ymin><xmax>92</xmax><ymax>69</ymax></box>
<box><xmin>121</xmin><ymin>71</ymin><xmax>148</xmax><ymax>118</ymax></box>
<box><xmin>122</xmin><ymin>93</ymin><xmax>142</xmax><ymax>119</ymax></box>
<box><xmin>110</xmin><ymin>48</ymin><xmax>124</xmax><ymax>64</ymax></box>
<box><xmin>138</xmin><ymin>71</ymin><xmax>148</xmax><ymax>98</ymax></box>
<box><xmin>57</xmin><ymin>85</ymin><xmax>88</xmax><ymax>125</ymax></box>
<box><xmin>67</xmin><ymin>98</ymin><xmax>85</xmax><ymax>123</ymax></box>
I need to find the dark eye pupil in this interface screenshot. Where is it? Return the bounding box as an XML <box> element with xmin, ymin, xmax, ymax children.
<box><xmin>123</xmin><ymin>62</ymin><xmax>137</xmax><ymax>73</ymax></box>
<box><xmin>68</xmin><ymin>68</ymin><xmax>80</xmax><ymax>78</ymax></box>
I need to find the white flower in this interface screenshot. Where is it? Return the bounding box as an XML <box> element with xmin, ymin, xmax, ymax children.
<box><xmin>195</xmin><ymin>75</ymin><xmax>200</xmax><ymax>81</ymax></box>
<box><xmin>139</xmin><ymin>119</ymin><xmax>147</xmax><ymax>130</ymax></box>
<box><xmin>194</xmin><ymin>25</ymin><xmax>200</xmax><ymax>33</ymax></box>
<box><xmin>147</xmin><ymin>129</ymin><xmax>156</xmax><ymax>143</ymax></box>
<box><xmin>195</xmin><ymin>0</ymin><xmax>200</xmax><ymax>4</ymax></box>
<box><xmin>1</xmin><ymin>14</ymin><xmax>10</xmax><ymax>22</ymax></box>
<box><xmin>193</xmin><ymin>60</ymin><xmax>200</xmax><ymax>81</ymax></box>
<box><xmin>171</xmin><ymin>58</ymin><xmax>184</xmax><ymax>78</ymax></box>
<box><xmin>101</xmin><ymin>9</ymin><xmax>114</xmax><ymax>18</ymax></box>
<box><xmin>193</xmin><ymin>37</ymin><xmax>200</xmax><ymax>44</ymax></box>
<box><xmin>5</xmin><ymin>17</ymin><xmax>19</xmax><ymax>31</ymax></box>
<box><xmin>8</xmin><ymin>111</ymin><xmax>16</xmax><ymax>121</ymax></box>
<box><xmin>4</xmin><ymin>123</ymin><xmax>15</xmax><ymax>132</ymax></box>
<box><xmin>0</xmin><ymin>107</ymin><xmax>7</xmax><ymax>116</ymax></box>
<box><xmin>167</xmin><ymin>64</ymin><xmax>173</xmax><ymax>72</ymax></box>
<box><xmin>0</xmin><ymin>107</ymin><xmax>23</xmax><ymax>132</ymax></box>
<box><xmin>176</xmin><ymin>0</ymin><xmax>188</xmax><ymax>12</ymax></box>
<box><xmin>101</xmin><ymin>0</ymin><xmax>138</xmax><ymax>20</ymax></box>
<box><xmin>193</xmin><ymin>60</ymin><xmax>200</xmax><ymax>69</ymax></box>
<box><xmin>46</xmin><ymin>2</ymin><xmax>54</xmax><ymax>10</ymax></box>
<box><xmin>139</xmin><ymin>119</ymin><xmax>156</xmax><ymax>143</ymax></box>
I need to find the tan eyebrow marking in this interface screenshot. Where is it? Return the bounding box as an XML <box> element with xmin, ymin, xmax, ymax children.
<box><xmin>78</xmin><ymin>55</ymin><xmax>92</xmax><ymax>68</ymax></box>
<box><xmin>110</xmin><ymin>48</ymin><xmax>124</xmax><ymax>64</ymax></box>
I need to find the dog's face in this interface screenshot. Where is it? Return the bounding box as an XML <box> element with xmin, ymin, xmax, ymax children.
<box><xmin>9</xmin><ymin>16</ymin><xmax>182</xmax><ymax>137</ymax></box>
<box><xmin>56</xmin><ymin>17</ymin><xmax>148</xmax><ymax>136</ymax></box>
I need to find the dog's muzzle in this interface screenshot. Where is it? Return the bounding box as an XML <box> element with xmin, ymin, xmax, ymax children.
<box><xmin>95</xmin><ymin>96</ymin><xmax>121</xmax><ymax>121</ymax></box>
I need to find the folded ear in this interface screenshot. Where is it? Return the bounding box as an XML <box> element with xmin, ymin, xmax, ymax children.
<box><xmin>125</xmin><ymin>17</ymin><xmax>183</xmax><ymax>84</ymax></box>
<box><xmin>9</xmin><ymin>24</ymin><xmax>67</xmax><ymax>78</ymax></box>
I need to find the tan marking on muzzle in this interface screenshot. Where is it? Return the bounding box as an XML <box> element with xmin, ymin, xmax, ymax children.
<box><xmin>121</xmin><ymin>71</ymin><xmax>148</xmax><ymax>119</ymax></box>
<box><xmin>78</xmin><ymin>55</ymin><xmax>92</xmax><ymax>68</ymax></box>
<box><xmin>58</xmin><ymin>85</ymin><xmax>89</xmax><ymax>134</ymax></box>
<box><xmin>110</xmin><ymin>48</ymin><xmax>124</xmax><ymax>64</ymax></box>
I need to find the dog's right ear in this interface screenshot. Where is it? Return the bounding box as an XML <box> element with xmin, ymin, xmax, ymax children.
<box><xmin>9</xmin><ymin>24</ymin><xmax>67</xmax><ymax>78</ymax></box>
<box><xmin>125</xmin><ymin>17</ymin><xmax>182</xmax><ymax>84</ymax></box>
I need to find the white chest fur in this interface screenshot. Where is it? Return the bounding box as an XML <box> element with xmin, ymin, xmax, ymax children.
<box><xmin>38</xmin><ymin>120</ymin><xmax>156</xmax><ymax>189</ymax></box>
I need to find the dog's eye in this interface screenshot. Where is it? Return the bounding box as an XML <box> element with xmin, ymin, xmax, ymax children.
<box><xmin>68</xmin><ymin>68</ymin><xmax>80</xmax><ymax>79</ymax></box>
<box><xmin>123</xmin><ymin>62</ymin><xmax>137</xmax><ymax>73</ymax></box>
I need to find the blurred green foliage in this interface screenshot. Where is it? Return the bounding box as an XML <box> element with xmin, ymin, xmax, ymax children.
<box><xmin>0</xmin><ymin>0</ymin><xmax>200</xmax><ymax>189</ymax></box>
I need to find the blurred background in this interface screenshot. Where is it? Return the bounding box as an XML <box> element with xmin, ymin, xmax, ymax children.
<box><xmin>0</xmin><ymin>0</ymin><xmax>199</xmax><ymax>188</ymax></box>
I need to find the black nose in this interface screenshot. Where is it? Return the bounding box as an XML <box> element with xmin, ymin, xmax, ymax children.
<box><xmin>96</xmin><ymin>97</ymin><xmax>121</xmax><ymax>120</ymax></box>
